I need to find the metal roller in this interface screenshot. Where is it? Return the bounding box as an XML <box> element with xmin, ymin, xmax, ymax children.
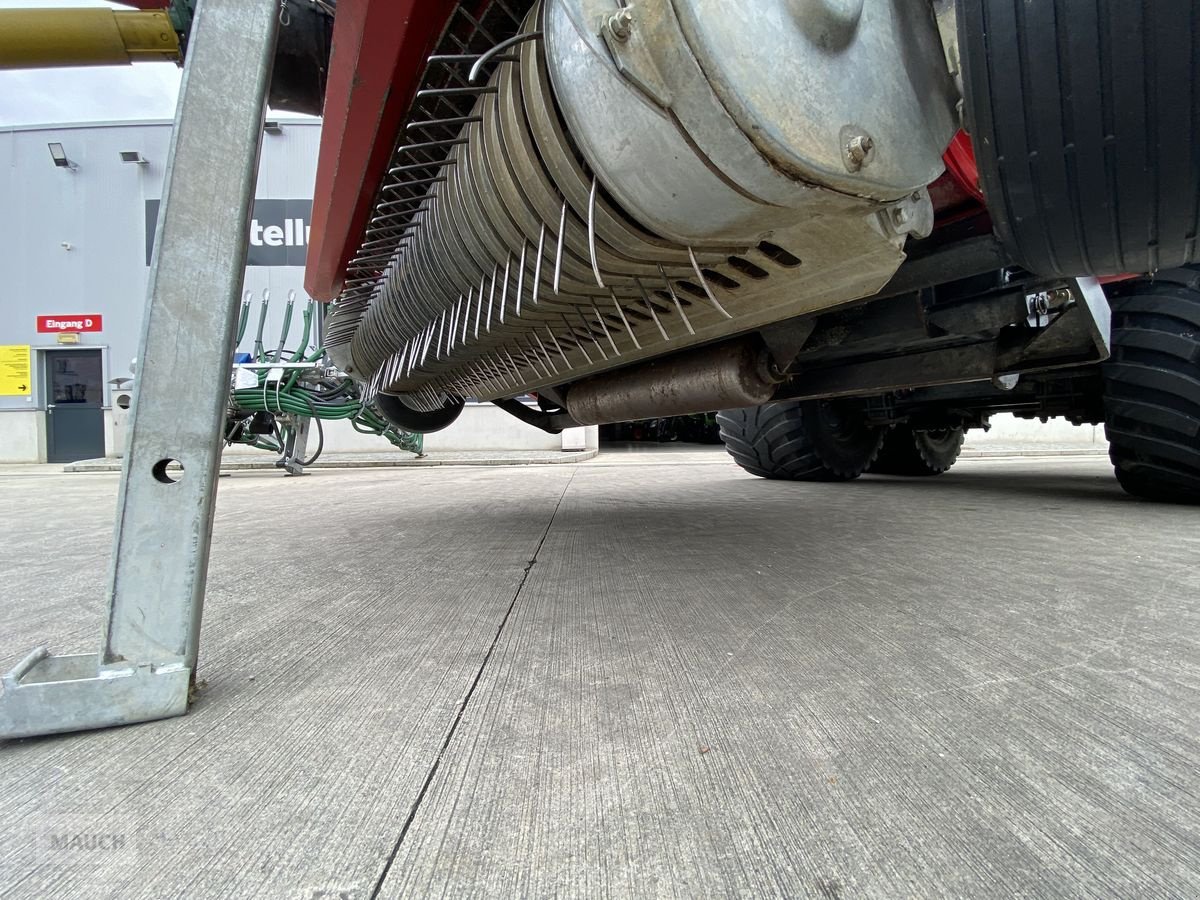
<box><xmin>565</xmin><ymin>337</ymin><xmax>782</xmax><ymax>426</ymax></box>
<box><xmin>325</xmin><ymin>0</ymin><xmax>958</xmax><ymax>412</ymax></box>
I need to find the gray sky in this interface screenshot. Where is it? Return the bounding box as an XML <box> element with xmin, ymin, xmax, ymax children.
<box><xmin>0</xmin><ymin>1</ymin><xmax>182</xmax><ymax>127</ymax></box>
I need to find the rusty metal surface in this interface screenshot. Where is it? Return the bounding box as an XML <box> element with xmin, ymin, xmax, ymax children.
<box><xmin>565</xmin><ymin>338</ymin><xmax>779</xmax><ymax>425</ymax></box>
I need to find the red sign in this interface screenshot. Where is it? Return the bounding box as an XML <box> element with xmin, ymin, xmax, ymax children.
<box><xmin>37</xmin><ymin>315</ymin><xmax>103</xmax><ymax>333</ymax></box>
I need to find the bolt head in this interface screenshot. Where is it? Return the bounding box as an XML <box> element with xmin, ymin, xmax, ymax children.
<box><xmin>607</xmin><ymin>7</ymin><xmax>634</xmax><ymax>40</ymax></box>
<box><xmin>844</xmin><ymin>133</ymin><xmax>874</xmax><ymax>171</ymax></box>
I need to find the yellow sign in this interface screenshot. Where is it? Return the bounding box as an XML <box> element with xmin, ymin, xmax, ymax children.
<box><xmin>0</xmin><ymin>345</ymin><xmax>32</xmax><ymax>396</ymax></box>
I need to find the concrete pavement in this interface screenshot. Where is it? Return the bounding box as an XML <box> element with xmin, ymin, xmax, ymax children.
<box><xmin>0</xmin><ymin>454</ymin><xmax>1197</xmax><ymax>897</ymax></box>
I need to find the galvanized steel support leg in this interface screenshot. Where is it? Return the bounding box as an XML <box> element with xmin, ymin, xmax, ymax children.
<box><xmin>0</xmin><ymin>0</ymin><xmax>279</xmax><ymax>740</ymax></box>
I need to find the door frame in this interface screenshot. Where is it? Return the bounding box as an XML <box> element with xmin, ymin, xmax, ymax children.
<box><xmin>36</xmin><ymin>345</ymin><xmax>110</xmax><ymax>462</ymax></box>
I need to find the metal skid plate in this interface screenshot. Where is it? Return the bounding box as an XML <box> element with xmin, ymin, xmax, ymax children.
<box><xmin>0</xmin><ymin>0</ymin><xmax>279</xmax><ymax>740</ymax></box>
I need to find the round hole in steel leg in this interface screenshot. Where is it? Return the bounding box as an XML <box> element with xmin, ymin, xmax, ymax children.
<box><xmin>151</xmin><ymin>458</ymin><xmax>184</xmax><ymax>484</ymax></box>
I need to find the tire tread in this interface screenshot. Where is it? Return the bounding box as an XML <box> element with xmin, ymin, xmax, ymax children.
<box><xmin>959</xmin><ymin>0</ymin><xmax>1199</xmax><ymax>276</ymax></box>
<box><xmin>717</xmin><ymin>402</ymin><xmax>872</xmax><ymax>482</ymax></box>
<box><xmin>1102</xmin><ymin>268</ymin><xmax>1200</xmax><ymax>502</ymax></box>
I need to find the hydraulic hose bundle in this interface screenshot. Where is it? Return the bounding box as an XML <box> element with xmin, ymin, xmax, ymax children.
<box><xmin>227</xmin><ymin>291</ymin><xmax>423</xmax><ymax>470</ymax></box>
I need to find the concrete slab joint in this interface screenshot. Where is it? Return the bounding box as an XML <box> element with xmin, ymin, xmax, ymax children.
<box><xmin>0</xmin><ymin>0</ymin><xmax>280</xmax><ymax>740</ymax></box>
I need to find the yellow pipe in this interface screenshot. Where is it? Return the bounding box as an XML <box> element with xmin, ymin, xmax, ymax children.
<box><xmin>0</xmin><ymin>9</ymin><xmax>180</xmax><ymax>70</ymax></box>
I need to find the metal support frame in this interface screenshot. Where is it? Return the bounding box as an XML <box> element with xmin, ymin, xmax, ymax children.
<box><xmin>0</xmin><ymin>0</ymin><xmax>280</xmax><ymax>740</ymax></box>
<box><xmin>778</xmin><ymin>277</ymin><xmax>1111</xmax><ymax>403</ymax></box>
<box><xmin>281</xmin><ymin>416</ymin><xmax>312</xmax><ymax>476</ymax></box>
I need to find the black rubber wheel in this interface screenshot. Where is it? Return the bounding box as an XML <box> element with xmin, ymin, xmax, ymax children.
<box><xmin>959</xmin><ymin>0</ymin><xmax>1199</xmax><ymax>277</ymax></box>
<box><xmin>1102</xmin><ymin>266</ymin><xmax>1200</xmax><ymax>503</ymax></box>
<box><xmin>374</xmin><ymin>393</ymin><xmax>464</xmax><ymax>434</ymax></box>
<box><xmin>716</xmin><ymin>400</ymin><xmax>884</xmax><ymax>481</ymax></box>
<box><xmin>870</xmin><ymin>426</ymin><xmax>965</xmax><ymax>477</ymax></box>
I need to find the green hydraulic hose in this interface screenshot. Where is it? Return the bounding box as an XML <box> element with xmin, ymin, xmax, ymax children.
<box><xmin>235</xmin><ymin>291</ymin><xmax>251</xmax><ymax>344</ymax></box>
<box><xmin>253</xmin><ymin>291</ymin><xmax>270</xmax><ymax>362</ymax></box>
<box><xmin>231</xmin><ymin>390</ymin><xmax>359</xmax><ymax>418</ymax></box>
<box><xmin>283</xmin><ymin>301</ymin><xmax>315</xmax><ymax>392</ymax></box>
<box><xmin>272</xmin><ymin>292</ymin><xmax>294</xmax><ymax>362</ymax></box>
<box><xmin>291</xmin><ymin>301</ymin><xmax>313</xmax><ymax>362</ymax></box>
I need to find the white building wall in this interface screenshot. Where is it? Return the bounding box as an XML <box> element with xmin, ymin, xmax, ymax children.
<box><xmin>965</xmin><ymin>413</ymin><xmax>1106</xmax><ymax>447</ymax></box>
<box><xmin>0</xmin><ymin>412</ymin><xmax>45</xmax><ymax>463</ymax></box>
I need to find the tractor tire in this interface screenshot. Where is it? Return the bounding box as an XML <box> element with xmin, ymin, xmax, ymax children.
<box><xmin>958</xmin><ymin>0</ymin><xmax>1200</xmax><ymax>277</ymax></box>
<box><xmin>716</xmin><ymin>400</ymin><xmax>885</xmax><ymax>481</ymax></box>
<box><xmin>1102</xmin><ymin>266</ymin><xmax>1200</xmax><ymax>503</ymax></box>
<box><xmin>870</xmin><ymin>426</ymin><xmax>965</xmax><ymax>477</ymax></box>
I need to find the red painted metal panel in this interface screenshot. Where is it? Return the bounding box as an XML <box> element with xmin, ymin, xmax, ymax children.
<box><xmin>304</xmin><ymin>0</ymin><xmax>458</xmax><ymax>301</ymax></box>
<box><xmin>930</xmin><ymin>130</ymin><xmax>989</xmax><ymax>230</ymax></box>
<box><xmin>942</xmin><ymin>130</ymin><xmax>985</xmax><ymax>204</ymax></box>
